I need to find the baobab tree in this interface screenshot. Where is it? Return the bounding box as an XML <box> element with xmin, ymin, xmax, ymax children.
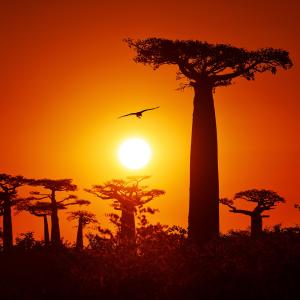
<box><xmin>85</xmin><ymin>176</ymin><xmax>165</xmax><ymax>244</ymax></box>
<box><xmin>0</xmin><ymin>227</ymin><xmax>3</xmax><ymax>246</ymax></box>
<box><xmin>126</xmin><ymin>38</ymin><xmax>293</xmax><ymax>245</ymax></box>
<box><xmin>17</xmin><ymin>201</ymin><xmax>52</xmax><ymax>246</ymax></box>
<box><xmin>29</xmin><ymin>179</ymin><xmax>89</xmax><ymax>247</ymax></box>
<box><xmin>0</xmin><ymin>173</ymin><xmax>30</xmax><ymax>251</ymax></box>
<box><xmin>220</xmin><ymin>189</ymin><xmax>285</xmax><ymax>238</ymax></box>
<box><xmin>67</xmin><ymin>210</ymin><xmax>97</xmax><ymax>250</ymax></box>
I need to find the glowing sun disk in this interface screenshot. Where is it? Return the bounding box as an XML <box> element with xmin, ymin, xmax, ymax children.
<box><xmin>118</xmin><ymin>138</ymin><xmax>151</xmax><ymax>170</ymax></box>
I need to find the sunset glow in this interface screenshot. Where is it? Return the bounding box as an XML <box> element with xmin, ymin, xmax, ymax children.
<box><xmin>1</xmin><ymin>2</ymin><xmax>300</xmax><ymax>298</ymax></box>
<box><xmin>118</xmin><ymin>138</ymin><xmax>152</xmax><ymax>170</ymax></box>
<box><xmin>0</xmin><ymin>0</ymin><xmax>299</xmax><ymax>243</ymax></box>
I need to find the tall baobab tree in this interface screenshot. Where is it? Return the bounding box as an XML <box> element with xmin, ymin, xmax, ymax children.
<box><xmin>220</xmin><ymin>189</ymin><xmax>285</xmax><ymax>238</ymax></box>
<box><xmin>86</xmin><ymin>176</ymin><xmax>165</xmax><ymax>244</ymax></box>
<box><xmin>0</xmin><ymin>173</ymin><xmax>30</xmax><ymax>251</ymax></box>
<box><xmin>126</xmin><ymin>38</ymin><xmax>293</xmax><ymax>245</ymax></box>
<box><xmin>17</xmin><ymin>201</ymin><xmax>52</xmax><ymax>246</ymax></box>
<box><xmin>67</xmin><ymin>210</ymin><xmax>98</xmax><ymax>250</ymax></box>
<box><xmin>29</xmin><ymin>179</ymin><xmax>89</xmax><ymax>247</ymax></box>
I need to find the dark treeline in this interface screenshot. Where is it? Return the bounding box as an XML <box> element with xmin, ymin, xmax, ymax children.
<box><xmin>1</xmin><ymin>172</ymin><xmax>300</xmax><ymax>300</ymax></box>
<box><xmin>1</xmin><ymin>173</ymin><xmax>295</xmax><ymax>253</ymax></box>
<box><xmin>1</xmin><ymin>223</ymin><xmax>300</xmax><ymax>299</ymax></box>
<box><xmin>0</xmin><ymin>173</ymin><xmax>166</xmax><ymax>251</ymax></box>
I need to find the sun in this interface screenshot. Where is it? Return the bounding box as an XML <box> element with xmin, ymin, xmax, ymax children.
<box><xmin>118</xmin><ymin>138</ymin><xmax>152</xmax><ymax>170</ymax></box>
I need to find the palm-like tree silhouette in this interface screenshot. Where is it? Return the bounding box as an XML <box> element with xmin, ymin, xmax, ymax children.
<box><xmin>67</xmin><ymin>210</ymin><xmax>97</xmax><ymax>250</ymax></box>
<box><xmin>220</xmin><ymin>189</ymin><xmax>285</xmax><ymax>237</ymax></box>
<box><xmin>85</xmin><ymin>176</ymin><xmax>165</xmax><ymax>244</ymax></box>
<box><xmin>126</xmin><ymin>38</ymin><xmax>293</xmax><ymax>246</ymax></box>
<box><xmin>0</xmin><ymin>174</ymin><xmax>30</xmax><ymax>251</ymax></box>
<box><xmin>28</xmin><ymin>179</ymin><xmax>89</xmax><ymax>247</ymax></box>
<box><xmin>17</xmin><ymin>200</ymin><xmax>52</xmax><ymax>246</ymax></box>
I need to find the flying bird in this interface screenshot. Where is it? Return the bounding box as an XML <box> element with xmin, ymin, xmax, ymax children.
<box><xmin>118</xmin><ymin>106</ymin><xmax>160</xmax><ymax>119</ymax></box>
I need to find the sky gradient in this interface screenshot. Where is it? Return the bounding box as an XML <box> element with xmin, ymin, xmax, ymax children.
<box><xmin>1</xmin><ymin>0</ymin><xmax>299</xmax><ymax>242</ymax></box>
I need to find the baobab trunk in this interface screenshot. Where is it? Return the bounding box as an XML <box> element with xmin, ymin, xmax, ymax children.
<box><xmin>3</xmin><ymin>199</ymin><xmax>13</xmax><ymax>252</ymax></box>
<box><xmin>188</xmin><ymin>81</ymin><xmax>219</xmax><ymax>245</ymax></box>
<box><xmin>43</xmin><ymin>215</ymin><xmax>50</xmax><ymax>246</ymax></box>
<box><xmin>76</xmin><ymin>217</ymin><xmax>83</xmax><ymax>250</ymax></box>
<box><xmin>50</xmin><ymin>190</ymin><xmax>61</xmax><ymax>247</ymax></box>
<box><xmin>251</xmin><ymin>214</ymin><xmax>263</xmax><ymax>238</ymax></box>
<box><xmin>120</xmin><ymin>204</ymin><xmax>136</xmax><ymax>244</ymax></box>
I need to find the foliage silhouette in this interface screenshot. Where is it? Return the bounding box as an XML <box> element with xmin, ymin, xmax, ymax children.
<box><xmin>126</xmin><ymin>37</ymin><xmax>293</xmax><ymax>246</ymax></box>
<box><xmin>220</xmin><ymin>189</ymin><xmax>285</xmax><ymax>238</ymax></box>
<box><xmin>0</xmin><ymin>175</ymin><xmax>298</xmax><ymax>299</ymax></box>
<box><xmin>67</xmin><ymin>210</ymin><xmax>98</xmax><ymax>250</ymax></box>
<box><xmin>86</xmin><ymin>228</ymin><xmax>115</xmax><ymax>252</ymax></box>
<box><xmin>1</xmin><ymin>225</ymin><xmax>300</xmax><ymax>299</ymax></box>
<box><xmin>0</xmin><ymin>173</ymin><xmax>30</xmax><ymax>251</ymax></box>
<box><xmin>15</xmin><ymin>231</ymin><xmax>42</xmax><ymax>251</ymax></box>
<box><xmin>85</xmin><ymin>176</ymin><xmax>165</xmax><ymax>244</ymax></box>
<box><xmin>29</xmin><ymin>179</ymin><xmax>89</xmax><ymax>247</ymax></box>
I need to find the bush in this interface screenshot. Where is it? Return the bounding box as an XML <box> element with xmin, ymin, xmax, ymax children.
<box><xmin>15</xmin><ymin>232</ymin><xmax>43</xmax><ymax>251</ymax></box>
<box><xmin>0</xmin><ymin>226</ymin><xmax>300</xmax><ymax>299</ymax></box>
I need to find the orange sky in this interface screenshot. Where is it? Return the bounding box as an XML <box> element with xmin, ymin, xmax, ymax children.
<box><xmin>1</xmin><ymin>0</ymin><xmax>299</xmax><ymax>243</ymax></box>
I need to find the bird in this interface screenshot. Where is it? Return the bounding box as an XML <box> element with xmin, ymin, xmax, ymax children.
<box><xmin>118</xmin><ymin>106</ymin><xmax>160</xmax><ymax>119</ymax></box>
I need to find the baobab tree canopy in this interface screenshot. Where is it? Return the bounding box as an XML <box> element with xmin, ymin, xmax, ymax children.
<box><xmin>86</xmin><ymin>176</ymin><xmax>165</xmax><ymax>210</ymax></box>
<box><xmin>126</xmin><ymin>38</ymin><xmax>293</xmax><ymax>87</ymax></box>
<box><xmin>220</xmin><ymin>189</ymin><xmax>285</xmax><ymax>214</ymax></box>
<box><xmin>67</xmin><ymin>210</ymin><xmax>97</xmax><ymax>226</ymax></box>
<box><xmin>0</xmin><ymin>174</ymin><xmax>30</xmax><ymax>200</ymax></box>
<box><xmin>30</xmin><ymin>179</ymin><xmax>77</xmax><ymax>192</ymax></box>
<box><xmin>17</xmin><ymin>201</ymin><xmax>53</xmax><ymax>217</ymax></box>
<box><xmin>233</xmin><ymin>189</ymin><xmax>285</xmax><ymax>213</ymax></box>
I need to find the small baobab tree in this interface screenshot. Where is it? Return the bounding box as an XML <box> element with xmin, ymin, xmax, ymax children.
<box><xmin>0</xmin><ymin>173</ymin><xmax>30</xmax><ymax>251</ymax></box>
<box><xmin>17</xmin><ymin>200</ymin><xmax>52</xmax><ymax>246</ymax></box>
<box><xmin>220</xmin><ymin>189</ymin><xmax>285</xmax><ymax>238</ymax></box>
<box><xmin>29</xmin><ymin>179</ymin><xmax>89</xmax><ymax>247</ymax></box>
<box><xmin>126</xmin><ymin>38</ymin><xmax>293</xmax><ymax>246</ymax></box>
<box><xmin>85</xmin><ymin>176</ymin><xmax>165</xmax><ymax>244</ymax></box>
<box><xmin>67</xmin><ymin>210</ymin><xmax>97</xmax><ymax>250</ymax></box>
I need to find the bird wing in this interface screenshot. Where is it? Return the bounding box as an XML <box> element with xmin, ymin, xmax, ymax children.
<box><xmin>118</xmin><ymin>112</ymin><xmax>137</xmax><ymax>119</ymax></box>
<box><xmin>139</xmin><ymin>106</ymin><xmax>160</xmax><ymax>113</ymax></box>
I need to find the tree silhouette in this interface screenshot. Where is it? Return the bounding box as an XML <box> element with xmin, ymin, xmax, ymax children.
<box><xmin>0</xmin><ymin>173</ymin><xmax>30</xmax><ymax>251</ymax></box>
<box><xmin>126</xmin><ymin>38</ymin><xmax>293</xmax><ymax>246</ymax></box>
<box><xmin>85</xmin><ymin>176</ymin><xmax>165</xmax><ymax>244</ymax></box>
<box><xmin>294</xmin><ymin>204</ymin><xmax>300</xmax><ymax>211</ymax></box>
<box><xmin>29</xmin><ymin>179</ymin><xmax>89</xmax><ymax>247</ymax></box>
<box><xmin>220</xmin><ymin>189</ymin><xmax>285</xmax><ymax>238</ymax></box>
<box><xmin>17</xmin><ymin>201</ymin><xmax>52</xmax><ymax>246</ymax></box>
<box><xmin>67</xmin><ymin>210</ymin><xmax>97</xmax><ymax>250</ymax></box>
<box><xmin>0</xmin><ymin>227</ymin><xmax>3</xmax><ymax>247</ymax></box>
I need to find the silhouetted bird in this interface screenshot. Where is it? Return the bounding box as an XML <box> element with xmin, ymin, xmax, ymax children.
<box><xmin>118</xmin><ymin>106</ymin><xmax>160</xmax><ymax>119</ymax></box>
